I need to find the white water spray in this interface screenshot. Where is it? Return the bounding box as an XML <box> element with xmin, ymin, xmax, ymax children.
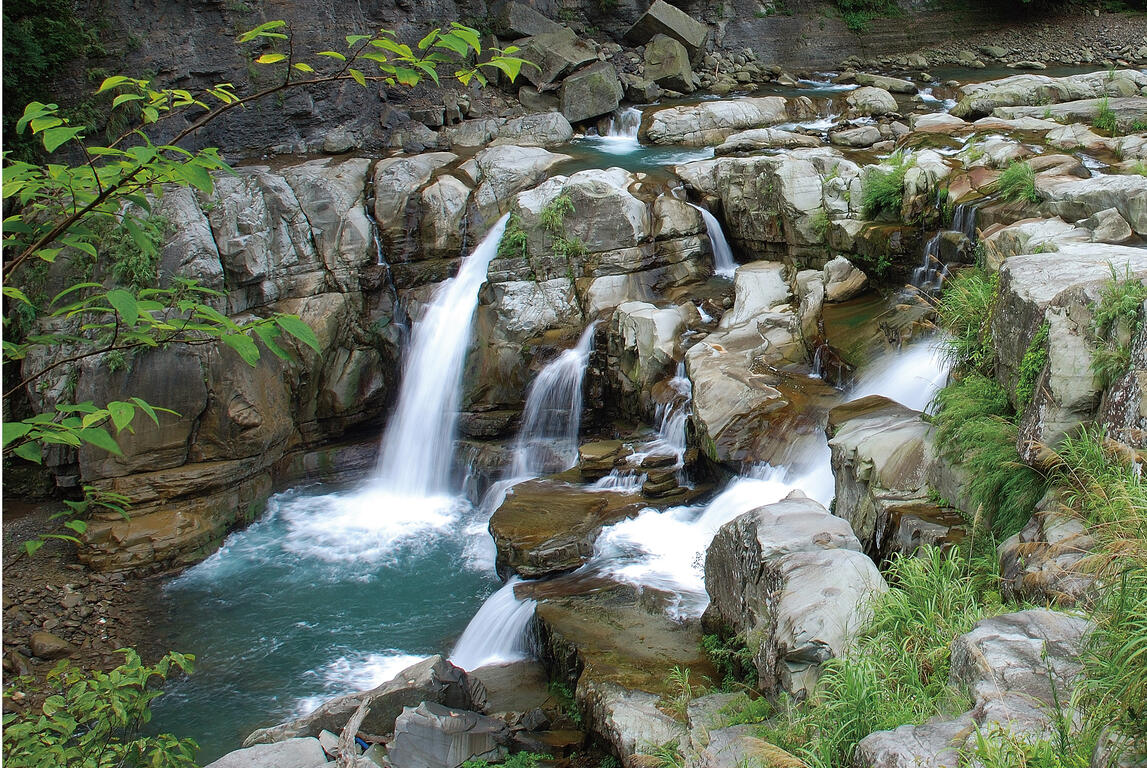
<box><xmin>375</xmin><ymin>215</ymin><xmax>509</xmax><ymax>497</ymax></box>
<box><xmin>692</xmin><ymin>204</ymin><xmax>738</xmax><ymax>278</ymax></box>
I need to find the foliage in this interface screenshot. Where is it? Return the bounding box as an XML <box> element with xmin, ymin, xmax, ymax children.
<box><xmin>701</xmin><ymin>632</ymin><xmax>758</xmax><ymax>689</ymax></box>
<box><xmin>663</xmin><ymin>665</ymin><xmax>700</xmax><ymax>719</ymax></box>
<box><xmin>18</xmin><ymin>485</ymin><xmax>132</xmax><ymax>558</ymax></box>
<box><xmin>809</xmin><ymin>209</ymin><xmax>830</xmax><ymax>241</ymax></box>
<box><xmin>1089</xmin><ymin>265</ymin><xmax>1147</xmax><ymax>387</ymax></box>
<box><xmin>758</xmin><ymin>547</ymin><xmax>987</xmax><ymax>767</ymax></box>
<box><xmin>538</xmin><ymin>193</ymin><xmax>586</xmax><ymax>265</ymax></box>
<box><xmin>498</xmin><ymin>214</ymin><xmax>529</xmax><ymax>259</ymax></box>
<box><xmin>462</xmin><ymin>753</ymin><xmax>546</xmax><ymax>768</ymax></box>
<box><xmin>1015</xmin><ymin>321</ymin><xmax>1049</xmax><ymax>409</ymax></box>
<box><xmin>930</xmin><ymin>374</ymin><xmax>1049</xmax><ymax>538</ymax></box>
<box><xmin>1093</xmin><ymin>97</ymin><xmax>1119</xmax><ymax>136</ymax></box>
<box><xmin>641</xmin><ymin>740</ymin><xmax>684</xmax><ymax>768</ymax></box>
<box><xmin>969</xmin><ymin>724</ymin><xmax>1090</xmax><ymax>768</ymax></box>
<box><xmin>833</xmin><ymin>0</ymin><xmax>900</xmax><ymax>31</ymax></box>
<box><xmin>861</xmin><ymin>152</ymin><xmax>911</xmax><ymax>219</ymax></box>
<box><xmin>1</xmin><ymin>649</ymin><xmax>197</xmax><ymax>768</ymax></box>
<box><xmin>547</xmin><ymin>680</ymin><xmax>582</xmax><ymax>726</ymax></box>
<box><xmin>935</xmin><ymin>267</ymin><xmax>998</xmax><ymax>375</ymax></box>
<box><xmin>994</xmin><ymin>160</ymin><xmax>1040</xmax><ymax>204</ymax></box>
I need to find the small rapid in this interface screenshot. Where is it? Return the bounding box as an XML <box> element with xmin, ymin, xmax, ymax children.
<box><xmin>450</xmin><ymin>579</ymin><xmax>537</xmax><ymax>670</ymax></box>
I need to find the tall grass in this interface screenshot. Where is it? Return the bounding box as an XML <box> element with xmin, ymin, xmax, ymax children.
<box><xmin>994</xmin><ymin>160</ymin><xmax>1040</xmax><ymax>204</ymax></box>
<box><xmin>935</xmin><ymin>267</ymin><xmax>998</xmax><ymax>375</ymax></box>
<box><xmin>758</xmin><ymin>547</ymin><xmax>988</xmax><ymax>767</ymax></box>
<box><xmin>931</xmin><ymin>374</ymin><xmax>1049</xmax><ymax>538</ymax></box>
<box><xmin>861</xmin><ymin>152</ymin><xmax>912</xmax><ymax>220</ymax></box>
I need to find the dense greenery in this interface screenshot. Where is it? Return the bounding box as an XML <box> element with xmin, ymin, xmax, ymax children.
<box><xmin>994</xmin><ymin>160</ymin><xmax>1039</xmax><ymax>204</ymax></box>
<box><xmin>2</xmin><ymin>650</ymin><xmax>197</xmax><ymax>768</ymax></box>
<box><xmin>833</xmin><ymin>0</ymin><xmax>900</xmax><ymax>31</ymax></box>
<box><xmin>860</xmin><ymin>152</ymin><xmax>912</xmax><ymax>219</ymax></box>
<box><xmin>1090</xmin><ymin>266</ymin><xmax>1147</xmax><ymax>386</ymax></box>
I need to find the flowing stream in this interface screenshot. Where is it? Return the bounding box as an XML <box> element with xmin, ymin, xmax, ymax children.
<box><xmin>692</xmin><ymin>205</ymin><xmax>738</xmax><ymax>278</ymax></box>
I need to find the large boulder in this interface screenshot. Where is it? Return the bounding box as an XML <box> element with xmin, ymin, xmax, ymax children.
<box><xmin>465</xmin><ymin>145</ymin><xmax>571</xmax><ymax>231</ymax></box>
<box><xmin>491</xmin><ymin>113</ymin><xmax>574</xmax><ymax>148</ymax></box>
<box><xmin>998</xmin><ymin>495</ymin><xmax>1097</xmax><ymax>607</ymax></box>
<box><xmin>644</xmin><ymin>34</ymin><xmax>695</xmax><ymax>93</ymax></box>
<box><xmin>846</xmin><ymin>86</ymin><xmax>898</xmax><ymax>116</ymax></box>
<box><xmin>387</xmin><ymin>702</ymin><xmax>510</xmax><ymax>768</ymax></box>
<box><xmin>854</xmin><ymin>72</ymin><xmax>917</xmax><ymax>94</ymax></box>
<box><xmin>624</xmin><ymin>0</ymin><xmax>709</xmax><ymax>62</ymax></box>
<box><xmin>243</xmin><ymin>655</ymin><xmax>473</xmax><ymax>745</ymax></box>
<box><xmin>610</xmin><ymin>301</ymin><xmax>688</xmax><ymax>413</ymax></box>
<box><xmin>644</xmin><ymin>97</ymin><xmax>789</xmax><ymax>146</ymax></box>
<box><xmin>493</xmin><ymin>2</ymin><xmax>565</xmax><ymax>37</ymax></box>
<box><xmin>827</xmin><ymin>396</ymin><xmax>963</xmax><ymax>560</ymax></box>
<box><xmin>952</xmin><ymin>70</ymin><xmax>1147</xmax><ymax>119</ymax></box>
<box><xmin>518</xmin><ymin>29</ymin><xmax>598</xmax><ymax>90</ymax></box>
<box><xmin>1037</xmin><ymin>174</ymin><xmax>1147</xmax><ymax>236</ymax></box>
<box><xmin>374</xmin><ymin>153</ymin><xmax>459</xmax><ymax>260</ymax></box>
<box><xmin>204</xmin><ymin>738</ymin><xmax>327</xmax><ymax>768</ymax></box>
<box><xmin>560</xmin><ymin>62</ymin><xmax>624</xmax><ymax>124</ymax></box>
<box><xmin>704</xmin><ymin>491</ymin><xmax>887</xmax><ymax>697</ymax></box>
<box><xmin>715</xmin><ymin>128</ymin><xmax>821</xmax><ymax>155</ymax></box>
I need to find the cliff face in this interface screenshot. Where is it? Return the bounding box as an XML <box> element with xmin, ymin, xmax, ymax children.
<box><xmin>52</xmin><ymin>0</ymin><xmax>1030</xmax><ymax>159</ymax></box>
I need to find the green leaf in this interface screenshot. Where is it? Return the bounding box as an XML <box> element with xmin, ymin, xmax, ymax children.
<box><xmin>274</xmin><ymin>315</ymin><xmax>321</xmax><ymax>352</ymax></box>
<box><xmin>255</xmin><ymin>53</ymin><xmax>288</xmax><ymax>64</ymax></box>
<box><xmin>13</xmin><ymin>441</ymin><xmax>43</xmax><ymax>463</ymax></box>
<box><xmin>78</xmin><ymin>427</ymin><xmax>123</xmax><ymax>456</ymax></box>
<box><xmin>3</xmin><ymin>287</ymin><xmax>32</xmax><ymax>305</ymax></box>
<box><xmin>107</xmin><ymin>402</ymin><xmax>135</xmax><ymax>433</ymax></box>
<box><xmin>418</xmin><ymin>28</ymin><xmax>441</xmax><ymax>50</ymax></box>
<box><xmin>450</xmin><ymin>24</ymin><xmax>482</xmax><ymax>54</ymax></box>
<box><xmin>42</xmin><ymin>126</ymin><xmax>85</xmax><ymax>153</ymax></box>
<box><xmin>434</xmin><ymin>34</ymin><xmax>470</xmax><ymax>57</ymax></box>
<box><xmin>3</xmin><ymin>422</ymin><xmax>34</xmax><ymax>447</ymax></box>
<box><xmin>106</xmin><ymin>289</ymin><xmax>139</xmax><ymax>326</ymax></box>
<box><xmin>64</xmin><ymin>520</ymin><xmax>88</xmax><ymax>535</ymax></box>
<box><xmin>111</xmin><ymin>93</ymin><xmax>145</xmax><ymax>108</ymax></box>
<box><xmin>348</xmin><ymin>68</ymin><xmax>367</xmax><ymax>87</ymax></box>
<box><xmin>97</xmin><ymin>75</ymin><xmax>132</xmax><ymax>93</ymax></box>
<box><xmin>237</xmin><ymin>20</ymin><xmax>288</xmax><ymax>42</ymax></box>
<box><xmin>24</xmin><ymin>540</ymin><xmax>44</xmax><ymax>557</ymax></box>
<box><xmin>292</xmin><ymin>62</ymin><xmax>315</xmax><ymax>73</ymax></box>
<box><xmin>222</xmin><ymin>333</ymin><xmax>261</xmax><ymax>366</ymax></box>
<box><xmin>180</xmin><ymin>162</ymin><xmax>214</xmax><ymax>195</ymax></box>
<box><xmin>253</xmin><ymin>324</ymin><xmax>291</xmax><ymax>360</ymax></box>
<box><xmin>130</xmin><ymin>397</ymin><xmax>160</xmax><ymax>425</ymax></box>
<box><xmin>346</xmin><ymin>34</ymin><xmax>370</xmax><ymax>46</ymax></box>
<box><xmin>317</xmin><ymin>50</ymin><xmax>347</xmax><ymax>61</ymax></box>
<box><xmin>394</xmin><ymin>67</ymin><xmax>421</xmax><ymax>86</ymax></box>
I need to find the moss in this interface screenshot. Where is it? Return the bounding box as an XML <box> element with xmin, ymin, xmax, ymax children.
<box><xmin>1015</xmin><ymin>321</ymin><xmax>1049</xmax><ymax>410</ymax></box>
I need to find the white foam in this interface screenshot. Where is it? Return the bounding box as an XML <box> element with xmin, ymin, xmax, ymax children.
<box><xmin>295</xmin><ymin>651</ymin><xmax>425</xmax><ymax>716</ymax></box>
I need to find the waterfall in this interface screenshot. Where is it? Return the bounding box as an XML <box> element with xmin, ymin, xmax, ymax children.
<box><xmin>911</xmin><ymin>232</ymin><xmax>949</xmax><ymax>295</ymax></box>
<box><xmin>848</xmin><ymin>339</ymin><xmax>950</xmax><ymax>413</ymax></box>
<box><xmin>450</xmin><ymin>579</ymin><xmax>537</xmax><ymax>670</ymax></box>
<box><xmin>605</xmin><ymin>107</ymin><xmax>641</xmax><ymax>138</ymax></box>
<box><xmin>952</xmin><ymin>202</ymin><xmax>979</xmax><ymax>243</ymax></box>
<box><xmin>374</xmin><ymin>215</ymin><xmax>509</xmax><ymax>497</ymax></box>
<box><xmin>691</xmin><ymin>204</ymin><xmax>738</xmax><ymax>278</ymax></box>
<box><xmin>510</xmin><ymin>323</ymin><xmax>598</xmax><ymax>478</ymax></box>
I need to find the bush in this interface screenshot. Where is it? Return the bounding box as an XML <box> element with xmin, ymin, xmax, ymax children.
<box><xmin>701</xmin><ymin>632</ymin><xmax>757</xmax><ymax>689</ymax></box>
<box><xmin>2</xmin><ymin>649</ymin><xmax>198</xmax><ymax>768</ymax></box>
<box><xmin>834</xmin><ymin>0</ymin><xmax>900</xmax><ymax>31</ymax></box>
<box><xmin>994</xmin><ymin>160</ymin><xmax>1039</xmax><ymax>204</ymax></box>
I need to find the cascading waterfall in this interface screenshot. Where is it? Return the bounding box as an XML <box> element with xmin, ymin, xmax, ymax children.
<box><xmin>912</xmin><ymin>232</ymin><xmax>949</xmax><ymax>294</ymax></box>
<box><xmin>450</xmin><ymin>579</ymin><xmax>537</xmax><ymax>670</ymax></box>
<box><xmin>510</xmin><ymin>322</ymin><xmax>598</xmax><ymax>478</ymax></box>
<box><xmin>692</xmin><ymin>204</ymin><xmax>738</xmax><ymax>278</ymax></box>
<box><xmin>605</xmin><ymin>107</ymin><xmax>641</xmax><ymax>138</ymax></box>
<box><xmin>952</xmin><ymin>201</ymin><xmax>979</xmax><ymax>243</ymax></box>
<box><xmin>374</xmin><ymin>215</ymin><xmax>509</xmax><ymax>497</ymax></box>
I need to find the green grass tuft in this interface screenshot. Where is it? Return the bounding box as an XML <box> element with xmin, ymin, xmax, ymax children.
<box><xmin>861</xmin><ymin>152</ymin><xmax>912</xmax><ymax>220</ymax></box>
<box><xmin>994</xmin><ymin>160</ymin><xmax>1039</xmax><ymax>204</ymax></box>
<box><xmin>1093</xmin><ymin>96</ymin><xmax>1119</xmax><ymax>136</ymax></box>
<box><xmin>1015</xmin><ymin>321</ymin><xmax>1050</xmax><ymax>410</ymax></box>
<box><xmin>935</xmin><ymin>267</ymin><xmax>998</xmax><ymax>376</ymax></box>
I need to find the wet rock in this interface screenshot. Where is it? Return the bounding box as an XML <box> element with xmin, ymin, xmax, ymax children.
<box><xmin>644</xmin><ymin>34</ymin><xmax>695</xmax><ymax>94</ymax></box>
<box><xmin>822</xmin><ymin>256</ymin><xmax>868</xmax><ymax>302</ymax></box>
<box><xmin>704</xmin><ymin>491</ymin><xmax>886</xmax><ymax>697</ymax></box>
<box><xmin>610</xmin><ymin>301</ymin><xmax>688</xmax><ymax>412</ymax></box>
<box><xmin>244</xmin><ymin>655</ymin><xmax>472</xmax><ymax>745</ymax></box>
<box><xmin>467</xmin><ymin>145</ymin><xmax>572</xmax><ymax>228</ymax></box>
<box><xmin>1037</xmin><ymin>174</ymin><xmax>1147</xmax><ymax>236</ymax></box>
<box><xmin>620</xmin><ymin>73</ymin><xmax>662</xmax><ymax>103</ymax></box>
<box><xmin>387</xmin><ymin>702</ymin><xmax>510</xmax><ymax>768</ymax></box>
<box><xmin>491</xmin><ymin>114</ymin><xmax>573</xmax><ymax>148</ymax></box>
<box><xmin>644</xmin><ymin>97</ymin><xmax>789</xmax><ymax>146</ymax></box>
<box><xmin>520</xmin><ymin>30</ymin><xmax>598</xmax><ymax>91</ymax></box>
<box><xmin>855</xmin><ymin>73</ymin><xmax>917</xmax><ymax>94</ymax></box>
<box><xmin>829</xmin><ymin>124</ymin><xmax>882</xmax><ymax>148</ymax></box>
<box><xmin>624</xmin><ymin>0</ymin><xmax>709</xmax><ymax>62</ymax></box>
<box><xmin>846</xmin><ymin>86</ymin><xmax>898</xmax><ymax>116</ymax></box>
<box><xmin>374</xmin><ymin>153</ymin><xmax>459</xmax><ymax>257</ymax></box>
<box><xmin>715</xmin><ymin>128</ymin><xmax>821</xmax><ymax>155</ymax></box>
<box><xmin>440</xmin><ymin>118</ymin><xmax>504</xmax><ymax>150</ymax></box>
<box><xmin>997</xmin><ymin>96</ymin><xmax>1147</xmax><ymax>133</ymax></box>
<box><xmin>204</xmin><ymin>738</ymin><xmax>327</xmax><ymax>768</ymax></box>
<box><xmin>560</xmin><ymin>62</ymin><xmax>624</xmax><ymax>124</ymax></box>
<box><xmin>29</xmin><ymin>631</ymin><xmax>75</xmax><ymax>660</ymax></box>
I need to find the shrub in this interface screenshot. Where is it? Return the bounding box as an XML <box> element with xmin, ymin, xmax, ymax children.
<box><xmin>834</xmin><ymin>0</ymin><xmax>899</xmax><ymax>31</ymax></box>
<box><xmin>861</xmin><ymin>152</ymin><xmax>912</xmax><ymax>219</ymax></box>
<box><xmin>498</xmin><ymin>214</ymin><xmax>529</xmax><ymax>259</ymax></box>
<box><xmin>995</xmin><ymin>160</ymin><xmax>1039</xmax><ymax>204</ymax></box>
<box><xmin>1</xmin><ymin>649</ymin><xmax>197</xmax><ymax>768</ymax></box>
<box><xmin>463</xmin><ymin>753</ymin><xmax>547</xmax><ymax>768</ymax></box>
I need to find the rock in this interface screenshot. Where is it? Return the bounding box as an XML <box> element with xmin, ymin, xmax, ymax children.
<box><xmin>998</xmin><ymin>495</ymin><xmax>1096</xmax><ymax>607</ymax></box>
<box><xmin>387</xmin><ymin>702</ymin><xmax>510</xmax><ymax>768</ymax></box>
<box><xmin>318</xmin><ymin>730</ymin><xmax>340</xmax><ymax>757</ymax></box>
<box><xmin>468</xmin><ymin>145</ymin><xmax>571</xmax><ymax>229</ymax></box>
<box><xmin>420</xmin><ymin>175</ymin><xmax>473</xmax><ymax>259</ymax></box>
<box><xmin>1080</xmin><ymin>207</ymin><xmax>1136</xmax><ymax>245</ymax></box>
<box><xmin>952</xmin><ymin>70</ymin><xmax>1147</xmax><ymax>119</ymax></box>
<box><xmin>854</xmin><ymin>72</ymin><xmax>917</xmax><ymax>94</ymax></box>
<box><xmin>491</xmin><ymin>113</ymin><xmax>574</xmax><ymax>148</ymax></box>
<box><xmin>624</xmin><ymin>0</ymin><xmax>709</xmax><ymax>62</ymax></box>
<box><xmin>243</xmin><ymin>655</ymin><xmax>473</xmax><ymax>745</ymax></box>
<box><xmin>519</xmin><ymin>87</ymin><xmax>559</xmax><ymax>113</ymax></box>
<box><xmin>374</xmin><ymin>153</ymin><xmax>459</xmax><ymax>256</ymax></box>
<box><xmin>619</xmin><ymin>73</ymin><xmax>662</xmax><ymax>103</ymax></box>
<box><xmin>611</xmin><ymin>301</ymin><xmax>688</xmax><ymax>411</ymax></box>
<box><xmin>29</xmin><ymin>631</ymin><xmax>75</xmax><ymax>660</ymax></box>
<box><xmin>1038</xmin><ymin>173</ymin><xmax>1147</xmax><ymax>235</ymax></box>
<box><xmin>714</xmin><ymin>128</ymin><xmax>821</xmax><ymax>154</ymax></box>
<box><xmin>322</xmin><ymin>128</ymin><xmax>356</xmax><ymax>154</ymax></box>
<box><xmin>855</xmin><ymin>715</ymin><xmax>974</xmax><ymax>768</ymax></box>
<box><xmin>822</xmin><ymin>256</ymin><xmax>867</xmax><ymax>302</ymax></box>
<box><xmin>995</xmin><ymin>96</ymin><xmax>1147</xmax><ymax>133</ymax></box>
<box><xmin>846</xmin><ymin>86</ymin><xmax>898</xmax><ymax>116</ymax></box>
<box><xmin>519</xmin><ymin>30</ymin><xmax>598</xmax><ymax>90</ymax></box>
<box><xmin>494</xmin><ymin>2</ymin><xmax>565</xmax><ymax>38</ymax></box>
<box><xmin>704</xmin><ymin>491</ymin><xmax>887</xmax><ymax>697</ymax></box>
<box><xmin>204</xmin><ymin>739</ymin><xmax>327</xmax><ymax>768</ymax></box>
<box><xmin>644</xmin><ymin>34</ymin><xmax>695</xmax><ymax>94</ymax></box>
<box><xmin>560</xmin><ymin>62</ymin><xmax>624</xmax><ymax>124</ymax></box>
<box><xmin>909</xmin><ymin>112</ymin><xmax>970</xmax><ymax>133</ymax></box>
<box><xmin>440</xmin><ymin>118</ymin><xmax>504</xmax><ymax>150</ymax></box>
<box><xmin>981</xmin><ymin>45</ymin><xmax>1009</xmax><ymax>59</ymax></box>
<box><xmin>644</xmin><ymin>97</ymin><xmax>789</xmax><ymax>146</ymax></box>
<box><xmin>829</xmin><ymin>124</ymin><xmax>882</xmax><ymax>148</ymax></box>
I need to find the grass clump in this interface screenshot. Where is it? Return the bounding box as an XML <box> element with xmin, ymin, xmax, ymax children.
<box><xmin>935</xmin><ymin>267</ymin><xmax>998</xmax><ymax>375</ymax></box>
<box><xmin>1089</xmin><ymin>265</ymin><xmax>1147</xmax><ymax>387</ymax></box>
<box><xmin>861</xmin><ymin>151</ymin><xmax>912</xmax><ymax>220</ymax></box>
<box><xmin>994</xmin><ymin>160</ymin><xmax>1039</xmax><ymax>204</ymax></box>
<box><xmin>931</xmin><ymin>374</ymin><xmax>1049</xmax><ymax>538</ymax></box>
<box><xmin>498</xmin><ymin>213</ymin><xmax>529</xmax><ymax>259</ymax></box>
<box><xmin>1093</xmin><ymin>96</ymin><xmax>1119</xmax><ymax>136</ymax></box>
<box><xmin>758</xmin><ymin>547</ymin><xmax>990</xmax><ymax>766</ymax></box>
<box><xmin>1015</xmin><ymin>320</ymin><xmax>1050</xmax><ymax>410</ymax></box>
<box><xmin>463</xmin><ymin>753</ymin><xmax>547</xmax><ymax>768</ymax></box>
